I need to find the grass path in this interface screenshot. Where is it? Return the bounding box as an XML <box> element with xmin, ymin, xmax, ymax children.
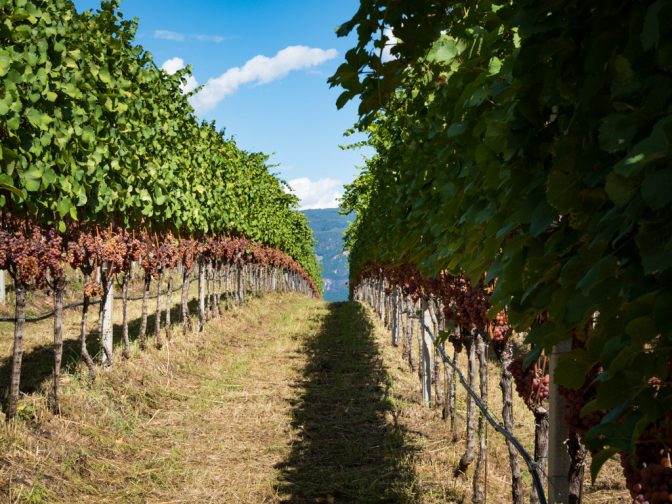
<box><xmin>0</xmin><ymin>293</ymin><xmax>628</xmax><ymax>503</ymax></box>
<box><xmin>275</xmin><ymin>301</ymin><xmax>419</xmax><ymax>503</ymax></box>
<box><xmin>0</xmin><ymin>295</ymin><xmax>422</xmax><ymax>503</ymax></box>
<box><xmin>0</xmin><ymin>293</ymin><xmax>317</xmax><ymax>502</ymax></box>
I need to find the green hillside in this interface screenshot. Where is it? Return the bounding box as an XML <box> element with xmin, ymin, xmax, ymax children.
<box><xmin>302</xmin><ymin>209</ymin><xmax>353</xmax><ymax>302</ymax></box>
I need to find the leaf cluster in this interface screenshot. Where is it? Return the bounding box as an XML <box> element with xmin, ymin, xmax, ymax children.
<box><xmin>334</xmin><ymin>0</ymin><xmax>672</xmax><ymax>475</ymax></box>
<box><xmin>0</xmin><ymin>0</ymin><xmax>321</xmax><ymax>288</ymax></box>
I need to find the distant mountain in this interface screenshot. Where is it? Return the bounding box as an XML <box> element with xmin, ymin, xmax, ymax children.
<box><xmin>302</xmin><ymin>208</ymin><xmax>353</xmax><ymax>302</ymax></box>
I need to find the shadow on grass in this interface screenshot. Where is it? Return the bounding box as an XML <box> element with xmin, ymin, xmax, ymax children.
<box><xmin>0</xmin><ymin>295</ymin><xmax>212</xmax><ymax>405</ymax></box>
<box><xmin>275</xmin><ymin>301</ymin><xmax>419</xmax><ymax>503</ymax></box>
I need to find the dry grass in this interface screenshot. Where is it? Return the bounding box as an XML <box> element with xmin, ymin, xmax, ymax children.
<box><xmin>0</xmin><ymin>292</ymin><xmax>320</xmax><ymax>503</ymax></box>
<box><xmin>274</xmin><ymin>301</ymin><xmax>420</xmax><ymax>503</ymax></box>
<box><xmin>364</xmin><ymin>303</ymin><xmax>630</xmax><ymax>503</ymax></box>
<box><xmin>0</xmin><ymin>293</ymin><xmax>630</xmax><ymax>503</ymax></box>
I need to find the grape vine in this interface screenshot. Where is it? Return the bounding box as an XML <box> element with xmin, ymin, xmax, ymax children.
<box><xmin>0</xmin><ymin>0</ymin><xmax>322</xmax><ymax>421</ymax></box>
<box><xmin>334</xmin><ymin>0</ymin><xmax>672</xmax><ymax>499</ymax></box>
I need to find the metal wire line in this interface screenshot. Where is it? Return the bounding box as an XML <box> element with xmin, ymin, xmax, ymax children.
<box><xmin>0</xmin><ymin>277</ymin><xmax>203</xmax><ymax>323</ymax></box>
<box><xmin>400</xmin><ymin>308</ymin><xmax>548</xmax><ymax>504</ymax></box>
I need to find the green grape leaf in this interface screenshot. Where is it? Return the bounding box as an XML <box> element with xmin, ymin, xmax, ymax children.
<box><xmin>641</xmin><ymin>167</ymin><xmax>672</xmax><ymax>209</ymax></box>
<box><xmin>488</xmin><ymin>56</ymin><xmax>502</xmax><ymax>75</ymax></box>
<box><xmin>641</xmin><ymin>0</ymin><xmax>672</xmax><ymax>50</ymax></box>
<box><xmin>23</xmin><ymin>178</ymin><xmax>41</xmax><ymax>192</ymax></box>
<box><xmin>25</xmin><ymin>108</ymin><xmax>52</xmax><ymax>130</ymax></box>
<box><xmin>555</xmin><ymin>349</ymin><xmax>598</xmax><ymax>389</ymax></box>
<box><xmin>56</xmin><ymin>197</ymin><xmax>73</xmax><ymax>218</ymax></box>
<box><xmin>605</xmin><ymin>172</ymin><xmax>637</xmax><ymax>206</ymax></box>
<box><xmin>428</xmin><ymin>37</ymin><xmax>457</xmax><ymax>64</ymax></box>
<box><xmin>0</xmin><ymin>52</ymin><xmax>10</xmax><ymax>77</ymax></box>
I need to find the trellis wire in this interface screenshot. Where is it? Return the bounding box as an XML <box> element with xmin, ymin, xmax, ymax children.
<box><xmin>403</xmin><ymin>309</ymin><xmax>548</xmax><ymax>504</ymax></box>
<box><xmin>0</xmin><ymin>276</ymin><xmax>201</xmax><ymax>323</ymax></box>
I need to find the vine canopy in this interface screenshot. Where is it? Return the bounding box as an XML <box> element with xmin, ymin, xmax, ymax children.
<box><xmin>0</xmin><ymin>0</ymin><xmax>321</xmax><ymax>288</ymax></box>
<box><xmin>333</xmin><ymin>0</ymin><xmax>672</xmax><ymax>476</ymax></box>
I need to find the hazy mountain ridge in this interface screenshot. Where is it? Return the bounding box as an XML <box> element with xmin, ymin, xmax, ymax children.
<box><xmin>302</xmin><ymin>208</ymin><xmax>353</xmax><ymax>302</ymax></box>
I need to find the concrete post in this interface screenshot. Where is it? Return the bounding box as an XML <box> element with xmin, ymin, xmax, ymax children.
<box><xmin>548</xmin><ymin>339</ymin><xmax>572</xmax><ymax>503</ymax></box>
<box><xmin>421</xmin><ymin>301</ymin><xmax>433</xmax><ymax>406</ymax></box>
<box><xmin>391</xmin><ymin>287</ymin><xmax>399</xmax><ymax>346</ymax></box>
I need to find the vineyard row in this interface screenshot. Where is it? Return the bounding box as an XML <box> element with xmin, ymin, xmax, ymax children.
<box><xmin>332</xmin><ymin>1</ymin><xmax>671</xmax><ymax>503</ymax></box>
<box><xmin>0</xmin><ymin>221</ymin><xmax>318</xmax><ymax>422</ymax></box>
<box><xmin>352</xmin><ymin>264</ymin><xmax>668</xmax><ymax>504</ymax></box>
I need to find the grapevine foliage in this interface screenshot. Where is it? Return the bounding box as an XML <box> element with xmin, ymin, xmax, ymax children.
<box><xmin>0</xmin><ymin>0</ymin><xmax>321</xmax><ymax>288</ymax></box>
<box><xmin>333</xmin><ymin>0</ymin><xmax>672</xmax><ymax>484</ymax></box>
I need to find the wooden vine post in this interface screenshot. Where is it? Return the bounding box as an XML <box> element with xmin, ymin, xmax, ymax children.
<box><xmin>7</xmin><ymin>282</ymin><xmax>26</xmax><ymax>421</ymax></box>
<box><xmin>198</xmin><ymin>257</ymin><xmax>206</xmax><ymax>333</ymax></box>
<box><xmin>473</xmin><ymin>331</ymin><xmax>488</xmax><ymax>504</ymax></box>
<box><xmin>99</xmin><ymin>261</ymin><xmax>114</xmax><ymax>366</ymax></box>
<box><xmin>420</xmin><ymin>300</ymin><xmax>433</xmax><ymax>406</ymax></box>
<box><xmin>498</xmin><ymin>340</ymin><xmax>524</xmax><ymax>504</ymax></box>
<box><xmin>181</xmin><ymin>263</ymin><xmax>192</xmax><ymax>335</ymax></box>
<box><xmin>49</xmin><ymin>276</ymin><xmax>66</xmax><ymax>414</ymax></box>
<box><xmin>391</xmin><ymin>286</ymin><xmax>399</xmax><ymax>346</ymax></box>
<box><xmin>548</xmin><ymin>339</ymin><xmax>571</xmax><ymax>503</ymax></box>
<box><xmin>459</xmin><ymin>329</ymin><xmax>478</xmax><ymax>473</ymax></box>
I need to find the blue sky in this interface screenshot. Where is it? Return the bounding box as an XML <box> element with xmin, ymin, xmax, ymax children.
<box><xmin>72</xmin><ymin>0</ymin><xmax>370</xmax><ymax>209</ymax></box>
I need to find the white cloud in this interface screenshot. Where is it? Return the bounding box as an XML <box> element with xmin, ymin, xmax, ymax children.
<box><xmin>288</xmin><ymin>178</ymin><xmax>342</xmax><ymax>210</ymax></box>
<box><xmin>161</xmin><ymin>57</ymin><xmax>199</xmax><ymax>94</ymax></box>
<box><xmin>381</xmin><ymin>28</ymin><xmax>398</xmax><ymax>63</ymax></box>
<box><xmin>154</xmin><ymin>30</ymin><xmax>185</xmax><ymax>41</ymax></box>
<box><xmin>161</xmin><ymin>57</ymin><xmax>186</xmax><ymax>74</ymax></box>
<box><xmin>193</xmin><ymin>34</ymin><xmax>227</xmax><ymax>43</ymax></box>
<box><xmin>182</xmin><ymin>76</ymin><xmax>199</xmax><ymax>94</ymax></box>
<box><xmin>154</xmin><ymin>30</ymin><xmax>228</xmax><ymax>43</ymax></box>
<box><xmin>190</xmin><ymin>45</ymin><xmax>338</xmax><ymax>113</ymax></box>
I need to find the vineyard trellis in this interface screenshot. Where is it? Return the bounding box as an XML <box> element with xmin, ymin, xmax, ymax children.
<box><xmin>353</xmin><ymin>268</ymin><xmax>553</xmax><ymax>503</ymax></box>
<box><xmin>333</xmin><ymin>1</ymin><xmax>672</xmax><ymax>503</ymax></box>
<box><xmin>0</xmin><ymin>0</ymin><xmax>322</xmax><ymax>422</ymax></box>
<box><xmin>356</xmin><ymin>281</ymin><xmax>548</xmax><ymax>504</ymax></box>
